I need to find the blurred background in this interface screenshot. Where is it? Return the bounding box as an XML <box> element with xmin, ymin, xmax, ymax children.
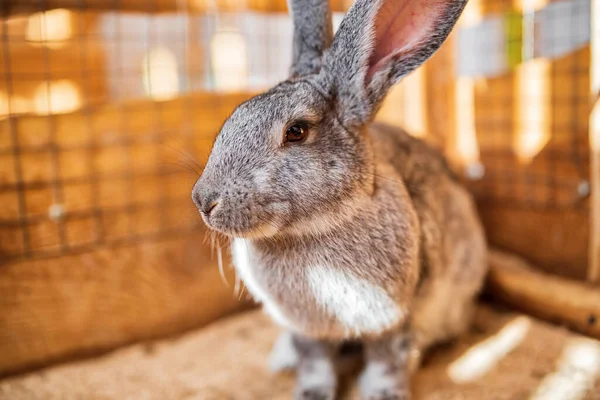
<box><xmin>0</xmin><ymin>0</ymin><xmax>597</xmax><ymax>386</ymax></box>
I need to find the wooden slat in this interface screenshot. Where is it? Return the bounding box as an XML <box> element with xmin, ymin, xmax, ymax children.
<box><xmin>591</xmin><ymin>98</ymin><xmax>600</xmax><ymax>284</ymax></box>
<box><xmin>488</xmin><ymin>248</ymin><xmax>600</xmax><ymax>339</ymax></box>
<box><xmin>3</xmin><ymin>0</ymin><xmax>349</xmax><ymax>15</ymax></box>
<box><xmin>0</xmin><ymin>89</ymin><xmax>255</xmax><ymax>376</ymax></box>
<box><xmin>0</xmin><ymin>91</ymin><xmax>254</xmax><ymax>257</ymax></box>
<box><xmin>426</xmin><ymin>28</ymin><xmax>456</xmax><ymax>149</ymax></box>
<box><xmin>589</xmin><ymin>0</ymin><xmax>600</xmax><ymax>284</ymax></box>
<box><xmin>0</xmin><ymin>230</ymin><xmax>251</xmax><ymax>377</ymax></box>
<box><xmin>2</xmin><ymin>303</ymin><xmax>600</xmax><ymax>400</ymax></box>
<box><xmin>478</xmin><ymin>204</ymin><xmax>589</xmax><ymax>281</ymax></box>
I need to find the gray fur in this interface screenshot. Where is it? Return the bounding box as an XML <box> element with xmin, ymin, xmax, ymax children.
<box><xmin>359</xmin><ymin>327</ymin><xmax>413</xmax><ymax>399</ymax></box>
<box><xmin>319</xmin><ymin>0</ymin><xmax>469</xmax><ymax>129</ymax></box>
<box><xmin>192</xmin><ymin>1</ymin><xmax>486</xmax><ymax>399</ymax></box>
<box><xmin>288</xmin><ymin>0</ymin><xmax>333</xmax><ymax>77</ymax></box>
<box><xmin>293</xmin><ymin>335</ymin><xmax>338</xmax><ymax>400</ymax></box>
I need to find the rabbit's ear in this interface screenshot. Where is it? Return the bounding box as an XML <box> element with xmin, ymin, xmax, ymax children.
<box><xmin>288</xmin><ymin>0</ymin><xmax>333</xmax><ymax>77</ymax></box>
<box><xmin>321</xmin><ymin>0</ymin><xmax>467</xmax><ymax>128</ymax></box>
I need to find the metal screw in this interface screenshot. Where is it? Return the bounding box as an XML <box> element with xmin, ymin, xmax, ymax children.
<box><xmin>48</xmin><ymin>203</ymin><xmax>65</xmax><ymax>222</ymax></box>
<box><xmin>465</xmin><ymin>162</ymin><xmax>485</xmax><ymax>181</ymax></box>
<box><xmin>577</xmin><ymin>180</ymin><xmax>590</xmax><ymax>197</ymax></box>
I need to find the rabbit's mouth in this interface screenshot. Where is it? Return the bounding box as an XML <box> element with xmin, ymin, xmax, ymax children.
<box><xmin>204</xmin><ymin>220</ymin><xmax>281</xmax><ymax>240</ymax></box>
<box><xmin>199</xmin><ymin>202</ymin><xmax>288</xmax><ymax>240</ymax></box>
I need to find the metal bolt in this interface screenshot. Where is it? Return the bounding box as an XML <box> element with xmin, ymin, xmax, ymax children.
<box><xmin>577</xmin><ymin>180</ymin><xmax>590</xmax><ymax>197</ymax></box>
<box><xmin>465</xmin><ymin>162</ymin><xmax>485</xmax><ymax>181</ymax></box>
<box><xmin>48</xmin><ymin>203</ymin><xmax>65</xmax><ymax>222</ymax></box>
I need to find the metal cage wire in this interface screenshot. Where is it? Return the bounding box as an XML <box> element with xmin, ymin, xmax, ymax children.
<box><xmin>0</xmin><ymin>0</ymin><xmax>593</xmax><ymax>263</ymax></box>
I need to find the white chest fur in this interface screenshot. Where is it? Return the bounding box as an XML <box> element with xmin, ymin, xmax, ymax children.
<box><xmin>232</xmin><ymin>238</ymin><xmax>404</xmax><ymax>337</ymax></box>
<box><xmin>231</xmin><ymin>239</ymin><xmax>295</xmax><ymax>330</ymax></box>
<box><xmin>306</xmin><ymin>264</ymin><xmax>404</xmax><ymax>335</ymax></box>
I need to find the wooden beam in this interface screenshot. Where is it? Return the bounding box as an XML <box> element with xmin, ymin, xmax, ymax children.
<box><xmin>0</xmin><ymin>231</ymin><xmax>252</xmax><ymax>377</ymax></box>
<box><xmin>589</xmin><ymin>0</ymin><xmax>600</xmax><ymax>284</ymax></box>
<box><xmin>591</xmin><ymin>100</ymin><xmax>600</xmax><ymax>284</ymax></box>
<box><xmin>478</xmin><ymin>205</ymin><xmax>589</xmax><ymax>281</ymax></box>
<box><xmin>0</xmin><ymin>91</ymin><xmax>257</xmax><ymax>376</ymax></box>
<box><xmin>2</xmin><ymin>0</ymin><xmax>349</xmax><ymax>16</ymax></box>
<box><xmin>487</xmin><ymin>249</ymin><xmax>600</xmax><ymax>340</ymax></box>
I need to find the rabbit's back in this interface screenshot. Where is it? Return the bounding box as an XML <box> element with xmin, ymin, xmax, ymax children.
<box><xmin>370</xmin><ymin>123</ymin><xmax>488</xmax><ymax>352</ymax></box>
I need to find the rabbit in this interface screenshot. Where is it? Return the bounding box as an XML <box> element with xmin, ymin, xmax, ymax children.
<box><xmin>192</xmin><ymin>0</ymin><xmax>488</xmax><ymax>398</ymax></box>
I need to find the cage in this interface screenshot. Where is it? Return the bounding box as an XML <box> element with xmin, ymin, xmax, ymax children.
<box><xmin>0</xmin><ymin>0</ymin><xmax>599</xmax><ymax>398</ymax></box>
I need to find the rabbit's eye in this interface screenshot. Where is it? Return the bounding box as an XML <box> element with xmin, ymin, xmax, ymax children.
<box><xmin>285</xmin><ymin>123</ymin><xmax>308</xmax><ymax>144</ymax></box>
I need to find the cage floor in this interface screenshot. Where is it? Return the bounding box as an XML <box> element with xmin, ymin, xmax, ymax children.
<box><xmin>1</xmin><ymin>304</ymin><xmax>599</xmax><ymax>400</ymax></box>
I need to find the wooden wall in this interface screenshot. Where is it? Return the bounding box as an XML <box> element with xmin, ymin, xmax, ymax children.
<box><xmin>3</xmin><ymin>0</ymin><xmax>349</xmax><ymax>15</ymax></box>
<box><xmin>0</xmin><ymin>0</ymin><xmax>595</xmax><ymax>377</ymax></box>
<box><xmin>379</xmin><ymin>0</ymin><xmax>593</xmax><ymax>282</ymax></box>
<box><xmin>0</xmin><ymin>232</ymin><xmax>249</xmax><ymax>376</ymax></box>
<box><xmin>0</xmin><ymin>90</ymin><xmax>255</xmax><ymax>376</ymax></box>
<box><xmin>0</xmin><ymin>7</ymin><xmax>256</xmax><ymax>370</ymax></box>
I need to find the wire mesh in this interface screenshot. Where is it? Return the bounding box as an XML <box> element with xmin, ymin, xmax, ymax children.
<box><xmin>454</xmin><ymin>0</ymin><xmax>591</xmax><ymax>210</ymax></box>
<box><xmin>0</xmin><ymin>0</ymin><xmax>593</xmax><ymax>264</ymax></box>
<box><xmin>0</xmin><ymin>1</ymin><xmax>288</xmax><ymax>262</ymax></box>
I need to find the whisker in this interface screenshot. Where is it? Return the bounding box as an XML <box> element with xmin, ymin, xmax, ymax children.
<box><xmin>365</xmin><ymin>171</ymin><xmax>428</xmax><ymax>195</ymax></box>
<box><xmin>239</xmin><ymin>240</ymin><xmax>253</xmax><ymax>300</ymax></box>
<box><xmin>210</xmin><ymin>231</ymin><xmax>216</xmax><ymax>259</ymax></box>
<box><xmin>162</xmin><ymin>156</ymin><xmax>202</xmax><ymax>176</ymax></box>
<box><xmin>161</xmin><ymin>161</ymin><xmax>200</xmax><ymax>177</ymax></box>
<box><xmin>255</xmin><ymin>215</ymin><xmax>279</xmax><ymax>231</ymax></box>
<box><xmin>366</xmin><ymin>172</ymin><xmax>404</xmax><ymax>186</ymax></box>
<box><xmin>255</xmin><ymin>224</ymin><xmax>277</xmax><ymax>245</ymax></box>
<box><xmin>161</xmin><ymin>142</ymin><xmax>204</xmax><ymax>175</ymax></box>
<box><xmin>203</xmin><ymin>228</ymin><xmax>210</xmax><ymax>245</ymax></box>
<box><xmin>233</xmin><ymin>268</ymin><xmax>242</xmax><ymax>299</ymax></box>
<box><xmin>237</xmin><ymin>283</ymin><xmax>246</xmax><ymax>301</ymax></box>
<box><xmin>255</xmin><ymin>216</ymin><xmax>280</xmax><ymax>244</ymax></box>
<box><xmin>215</xmin><ymin>236</ymin><xmax>230</xmax><ymax>288</ymax></box>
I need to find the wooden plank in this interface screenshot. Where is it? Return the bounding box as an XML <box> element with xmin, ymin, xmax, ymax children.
<box><xmin>2</xmin><ymin>304</ymin><xmax>599</xmax><ymax>400</ymax></box>
<box><xmin>427</xmin><ymin>28</ymin><xmax>456</xmax><ymax>149</ymax></box>
<box><xmin>589</xmin><ymin>0</ymin><xmax>600</xmax><ymax>284</ymax></box>
<box><xmin>0</xmin><ymin>91</ymin><xmax>254</xmax><ymax>260</ymax></box>
<box><xmin>488</xmin><ymin>248</ymin><xmax>600</xmax><ymax>339</ymax></box>
<box><xmin>0</xmin><ymin>230</ymin><xmax>251</xmax><ymax>377</ymax></box>
<box><xmin>459</xmin><ymin>1</ymin><xmax>590</xmax><ymax>279</ymax></box>
<box><xmin>591</xmin><ymin>101</ymin><xmax>600</xmax><ymax>283</ymax></box>
<box><xmin>478</xmin><ymin>203</ymin><xmax>589</xmax><ymax>281</ymax></box>
<box><xmin>3</xmin><ymin>0</ymin><xmax>349</xmax><ymax>15</ymax></box>
<box><xmin>0</xmin><ymin>90</ymin><xmax>255</xmax><ymax>376</ymax></box>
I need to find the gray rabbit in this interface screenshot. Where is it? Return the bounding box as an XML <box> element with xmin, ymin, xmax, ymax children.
<box><xmin>192</xmin><ymin>0</ymin><xmax>487</xmax><ymax>398</ymax></box>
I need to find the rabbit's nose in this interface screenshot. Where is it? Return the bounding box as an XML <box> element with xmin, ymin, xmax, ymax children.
<box><xmin>192</xmin><ymin>190</ymin><xmax>220</xmax><ymax>216</ymax></box>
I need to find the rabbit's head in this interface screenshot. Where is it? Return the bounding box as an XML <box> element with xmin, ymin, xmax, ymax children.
<box><xmin>192</xmin><ymin>0</ymin><xmax>467</xmax><ymax>239</ymax></box>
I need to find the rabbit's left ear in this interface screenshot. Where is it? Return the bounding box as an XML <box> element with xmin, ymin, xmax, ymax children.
<box><xmin>320</xmin><ymin>0</ymin><xmax>468</xmax><ymax>128</ymax></box>
<box><xmin>288</xmin><ymin>0</ymin><xmax>333</xmax><ymax>77</ymax></box>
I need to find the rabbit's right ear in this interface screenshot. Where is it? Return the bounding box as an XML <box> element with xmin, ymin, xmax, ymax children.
<box><xmin>319</xmin><ymin>0</ymin><xmax>467</xmax><ymax>129</ymax></box>
<box><xmin>288</xmin><ymin>0</ymin><xmax>333</xmax><ymax>77</ymax></box>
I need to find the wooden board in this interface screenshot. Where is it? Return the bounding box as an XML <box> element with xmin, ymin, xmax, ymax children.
<box><xmin>3</xmin><ymin>0</ymin><xmax>349</xmax><ymax>15</ymax></box>
<box><xmin>0</xmin><ymin>91</ymin><xmax>254</xmax><ymax>260</ymax></box>
<box><xmin>488</xmin><ymin>249</ymin><xmax>600</xmax><ymax>339</ymax></box>
<box><xmin>0</xmin><ymin>230</ymin><xmax>250</xmax><ymax>377</ymax></box>
<box><xmin>478</xmin><ymin>203</ymin><xmax>589</xmax><ymax>281</ymax></box>
<box><xmin>589</xmin><ymin>1</ymin><xmax>600</xmax><ymax>284</ymax></box>
<box><xmin>1</xmin><ymin>304</ymin><xmax>599</xmax><ymax>400</ymax></box>
<box><xmin>443</xmin><ymin>0</ymin><xmax>591</xmax><ymax>281</ymax></box>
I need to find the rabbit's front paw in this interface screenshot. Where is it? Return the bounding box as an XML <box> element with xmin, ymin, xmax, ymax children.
<box><xmin>293</xmin><ymin>335</ymin><xmax>338</xmax><ymax>400</ymax></box>
<box><xmin>362</xmin><ymin>389</ymin><xmax>410</xmax><ymax>400</ymax></box>
<box><xmin>294</xmin><ymin>386</ymin><xmax>336</xmax><ymax>400</ymax></box>
<box><xmin>359</xmin><ymin>361</ymin><xmax>410</xmax><ymax>400</ymax></box>
<box><xmin>294</xmin><ymin>360</ymin><xmax>337</xmax><ymax>400</ymax></box>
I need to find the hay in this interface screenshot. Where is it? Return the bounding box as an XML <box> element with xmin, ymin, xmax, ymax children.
<box><xmin>1</xmin><ymin>304</ymin><xmax>599</xmax><ymax>400</ymax></box>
